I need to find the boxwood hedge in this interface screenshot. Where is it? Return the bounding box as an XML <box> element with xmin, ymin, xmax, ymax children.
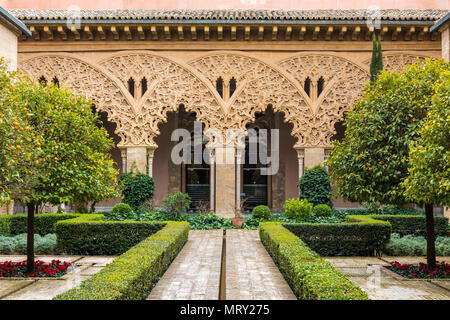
<box><xmin>259</xmin><ymin>222</ymin><xmax>369</xmax><ymax>300</ymax></box>
<box><xmin>54</xmin><ymin>221</ymin><xmax>189</xmax><ymax>300</ymax></box>
<box><xmin>55</xmin><ymin>214</ymin><xmax>165</xmax><ymax>255</ymax></box>
<box><xmin>0</xmin><ymin>213</ymin><xmax>81</xmax><ymax>236</ymax></box>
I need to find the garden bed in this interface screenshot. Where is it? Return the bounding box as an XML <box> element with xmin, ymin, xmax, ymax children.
<box><xmin>0</xmin><ymin>259</ymin><xmax>72</xmax><ymax>278</ymax></box>
<box><xmin>388</xmin><ymin>261</ymin><xmax>450</xmax><ymax>279</ymax></box>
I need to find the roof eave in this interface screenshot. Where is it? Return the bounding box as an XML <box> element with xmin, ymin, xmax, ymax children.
<box><xmin>430</xmin><ymin>12</ymin><xmax>450</xmax><ymax>32</ymax></box>
<box><xmin>0</xmin><ymin>7</ymin><xmax>31</xmax><ymax>36</ymax></box>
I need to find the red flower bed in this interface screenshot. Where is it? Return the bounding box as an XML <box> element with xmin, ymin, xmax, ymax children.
<box><xmin>0</xmin><ymin>260</ymin><xmax>72</xmax><ymax>278</ymax></box>
<box><xmin>389</xmin><ymin>261</ymin><xmax>450</xmax><ymax>279</ymax></box>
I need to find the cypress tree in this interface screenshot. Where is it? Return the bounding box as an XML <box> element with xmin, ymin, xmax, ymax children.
<box><xmin>370</xmin><ymin>32</ymin><xmax>383</xmax><ymax>82</ymax></box>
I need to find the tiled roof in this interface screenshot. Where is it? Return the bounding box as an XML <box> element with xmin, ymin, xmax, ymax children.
<box><xmin>430</xmin><ymin>12</ymin><xmax>450</xmax><ymax>31</ymax></box>
<box><xmin>0</xmin><ymin>7</ymin><xmax>30</xmax><ymax>35</ymax></box>
<box><xmin>9</xmin><ymin>9</ymin><xmax>448</xmax><ymax>22</ymax></box>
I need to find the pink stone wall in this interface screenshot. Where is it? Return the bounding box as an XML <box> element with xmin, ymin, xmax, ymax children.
<box><xmin>1</xmin><ymin>0</ymin><xmax>448</xmax><ymax>10</ymax></box>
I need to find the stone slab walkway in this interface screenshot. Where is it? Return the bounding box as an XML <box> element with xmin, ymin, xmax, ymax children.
<box><xmin>226</xmin><ymin>229</ymin><xmax>296</xmax><ymax>300</ymax></box>
<box><xmin>324</xmin><ymin>256</ymin><xmax>450</xmax><ymax>300</ymax></box>
<box><xmin>147</xmin><ymin>229</ymin><xmax>223</xmax><ymax>300</ymax></box>
<box><xmin>0</xmin><ymin>255</ymin><xmax>115</xmax><ymax>300</ymax></box>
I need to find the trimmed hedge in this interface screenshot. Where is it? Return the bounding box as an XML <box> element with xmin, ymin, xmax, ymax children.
<box><xmin>283</xmin><ymin>215</ymin><xmax>391</xmax><ymax>256</ymax></box>
<box><xmin>349</xmin><ymin>215</ymin><xmax>448</xmax><ymax>236</ymax></box>
<box><xmin>54</xmin><ymin>221</ymin><xmax>189</xmax><ymax>300</ymax></box>
<box><xmin>0</xmin><ymin>213</ymin><xmax>81</xmax><ymax>236</ymax></box>
<box><xmin>259</xmin><ymin>222</ymin><xmax>369</xmax><ymax>300</ymax></box>
<box><xmin>55</xmin><ymin>214</ymin><xmax>165</xmax><ymax>255</ymax></box>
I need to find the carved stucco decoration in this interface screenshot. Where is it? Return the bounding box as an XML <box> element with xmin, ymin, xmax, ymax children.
<box><xmin>362</xmin><ymin>53</ymin><xmax>433</xmax><ymax>72</ymax></box>
<box><xmin>99</xmin><ymin>53</ymin><xmax>224</xmax><ymax>147</ymax></box>
<box><xmin>18</xmin><ymin>54</ymin><xmax>136</xmax><ymax>146</ymax></box>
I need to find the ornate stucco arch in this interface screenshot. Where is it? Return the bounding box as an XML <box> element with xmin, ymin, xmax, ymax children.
<box><xmin>362</xmin><ymin>52</ymin><xmax>438</xmax><ymax>72</ymax></box>
<box><xmin>18</xmin><ymin>53</ymin><xmax>138</xmax><ymax>146</ymax></box>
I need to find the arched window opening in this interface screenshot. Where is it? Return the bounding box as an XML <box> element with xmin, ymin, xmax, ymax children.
<box><xmin>229</xmin><ymin>77</ymin><xmax>237</xmax><ymax>97</ymax></box>
<box><xmin>317</xmin><ymin>76</ymin><xmax>325</xmax><ymax>97</ymax></box>
<box><xmin>304</xmin><ymin>77</ymin><xmax>311</xmax><ymax>97</ymax></box>
<box><xmin>52</xmin><ymin>77</ymin><xmax>59</xmax><ymax>87</ymax></box>
<box><xmin>127</xmin><ymin>77</ymin><xmax>135</xmax><ymax>97</ymax></box>
<box><xmin>38</xmin><ymin>76</ymin><xmax>47</xmax><ymax>86</ymax></box>
<box><xmin>216</xmin><ymin>77</ymin><xmax>223</xmax><ymax>98</ymax></box>
<box><xmin>141</xmin><ymin>77</ymin><xmax>147</xmax><ymax>96</ymax></box>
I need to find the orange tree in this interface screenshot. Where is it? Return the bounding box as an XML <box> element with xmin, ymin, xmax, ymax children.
<box><xmin>0</xmin><ymin>59</ymin><xmax>119</xmax><ymax>272</ymax></box>
<box><xmin>327</xmin><ymin>59</ymin><xmax>449</xmax><ymax>268</ymax></box>
<box><xmin>403</xmin><ymin>70</ymin><xmax>450</xmax><ymax>269</ymax></box>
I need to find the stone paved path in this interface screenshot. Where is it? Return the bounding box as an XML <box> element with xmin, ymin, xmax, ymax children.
<box><xmin>147</xmin><ymin>229</ymin><xmax>223</xmax><ymax>300</ymax></box>
<box><xmin>226</xmin><ymin>229</ymin><xmax>296</xmax><ymax>300</ymax></box>
<box><xmin>324</xmin><ymin>256</ymin><xmax>450</xmax><ymax>300</ymax></box>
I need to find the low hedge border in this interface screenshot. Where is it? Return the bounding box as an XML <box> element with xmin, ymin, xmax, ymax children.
<box><xmin>54</xmin><ymin>221</ymin><xmax>189</xmax><ymax>300</ymax></box>
<box><xmin>350</xmin><ymin>215</ymin><xmax>448</xmax><ymax>236</ymax></box>
<box><xmin>55</xmin><ymin>214</ymin><xmax>166</xmax><ymax>255</ymax></box>
<box><xmin>0</xmin><ymin>213</ymin><xmax>82</xmax><ymax>236</ymax></box>
<box><xmin>259</xmin><ymin>222</ymin><xmax>369</xmax><ymax>300</ymax></box>
<box><xmin>283</xmin><ymin>215</ymin><xmax>391</xmax><ymax>256</ymax></box>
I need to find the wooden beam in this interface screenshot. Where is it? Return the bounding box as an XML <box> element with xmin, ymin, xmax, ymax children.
<box><xmin>244</xmin><ymin>26</ymin><xmax>250</xmax><ymax>40</ymax></box>
<box><xmin>110</xmin><ymin>26</ymin><xmax>119</xmax><ymax>40</ymax></box>
<box><xmin>217</xmin><ymin>26</ymin><xmax>223</xmax><ymax>40</ymax></box>
<box><xmin>285</xmin><ymin>26</ymin><xmax>292</xmax><ymax>40</ymax></box>
<box><xmin>312</xmin><ymin>26</ymin><xmax>320</xmax><ymax>40</ymax></box>
<box><xmin>338</xmin><ymin>26</ymin><xmax>347</xmax><ymax>40</ymax></box>
<box><xmin>417</xmin><ymin>26</ymin><xmax>427</xmax><ymax>41</ymax></box>
<box><xmin>380</xmin><ymin>26</ymin><xmax>388</xmax><ymax>40</ymax></box>
<box><xmin>164</xmin><ymin>26</ymin><xmax>171</xmax><ymax>40</ymax></box>
<box><xmin>204</xmin><ymin>26</ymin><xmax>209</xmax><ymax>40</ymax></box>
<box><xmin>325</xmin><ymin>26</ymin><xmax>333</xmax><ymax>40</ymax></box>
<box><xmin>151</xmin><ymin>26</ymin><xmax>158</xmax><ymax>40</ymax></box>
<box><xmin>70</xmin><ymin>26</ymin><xmax>80</xmax><ymax>40</ymax></box>
<box><xmin>191</xmin><ymin>26</ymin><xmax>197</xmax><ymax>40</ymax></box>
<box><xmin>84</xmin><ymin>26</ymin><xmax>93</xmax><ymax>40</ymax></box>
<box><xmin>258</xmin><ymin>26</ymin><xmax>264</xmax><ymax>40</ymax></box>
<box><xmin>124</xmin><ymin>26</ymin><xmax>132</xmax><ymax>40</ymax></box>
<box><xmin>231</xmin><ymin>26</ymin><xmax>236</xmax><ymax>40</ymax></box>
<box><xmin>43</xmin><ymin>26</ymin><xmax>53</xmax><ymax>40</ymax></box>
<box><xmin>365</xmin><ymin>26</ymin><xmax>374</xmax><ymax>41</ymax></box>
<box><xmin>272</xmin><ymin>26</ymin><xmax>278</xmax><ymax>40</ymax></box>
<box><xmin>392</xmin><ymin>26</ymin><xmax>401</xmax><ymax>41</ymax></box>
<box><xmin>351</xmin><ymin>26</ymin><xmax>360</xmax><ymax>41</ymax></box>
<box><xmin>30</xmin><ymin>26</ymin><xmax>40</xmax><ymax>40</ymax></box>
<box><xmin>431</xmin><ymin>30</ymin><xmax>438</xmax><ymax>41</ymax></box>
<box><xmin>97</xmin><ymin>26</ymin><xmax>105</xmax><ymax>40</ymax></box>
<box><xmin>57</xmin><ymin>26</ymin><xmax>67</xmax><ymax>40</ymax></box>
<box><xmin>404</xmin><ymin>26</ymin><xmax>415</xmax><ymax>41</ymax></box>
<box><xmin>137</xmin><ymin>26</ymin><xmax>145</xmax><ymax>40</ymax></box>
<box><xmin>299</xmin><ymin>26</ymin><xmax>306</xmax><ymax>40</ymax></box>
<box><xmin>177</xmin><ymin>26</ymin><xmax>184</xmax><ymax>40</ymax></box>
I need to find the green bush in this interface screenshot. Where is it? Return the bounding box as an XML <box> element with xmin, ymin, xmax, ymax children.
<box><xmin>122</xmin><ymin>173</ymin><xmax>155</xmax><ymax>211</ymax></box>
<box><xmin>104</xmin><ymin>203</ymin><xmax>136</xmax><ymax>221</ymax></box>
<box><xmin>312</xmin><ymin>204</ymin><xmax>332</xmax><ymax>217</ymax></box>
<box><xmin>0</xmin><ymin>213</ymin><xmax>81</xmax><ymax>236</ymax></box>
<box><xmin>54</xmin><ymin>222</ymin><xmax>189</xmax><ymax>300</ymax></box>
<box><xmin>384</xmin><ymin>233</ymin><xmax>450</xmax><ymax>256</ymax></box>
<box><xmin>55</xmin><ymin>214</ymin><xmax>165</xmax><ymax>255</ymax></box>
<box><xmin>284</xmin><ymin>198</ymin><xmax>313</xmax><ymax>220</ymax></box>
<box><xmin>0</xmin><ymin>233</ymin><xmax>57</xmax><ymax>254</ymax></box>
<box><xmin>259</xmin><ymin>222</ymin><xmax>369</xmax><ymax>300</ymax></box>
<box><xmin>298</xmin><ymin>165</ymin><xmax>332</xmax><ymax>207</ymax></box>
<box><xmin>252</xmin><ymin>205</ymin><xmax>271</xmax><ymax>220</ymax></box>
<box><xmin>347</xmin><ymin>215</ymin><xmax>448</xmax><ymax>236</ymax></box>
<box><xmin>162</xmin><ymin>190</ymin><xmax>191</xmax><ymax>218</ymax></box>
<box><xmin>283</xmin><ymin>215</ymin><xmax>391</xmax><ymax>256</ymax></box>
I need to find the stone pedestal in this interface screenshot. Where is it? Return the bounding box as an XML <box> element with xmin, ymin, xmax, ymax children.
<box><xmin>304</xmin><ymin>148</ymin><xmax>325</xmax><ymax>169</ymax></box>
<box><xmin>215</xmin><ymin>147</ymin><xmax>236</xmax><ymax>218</ymax></box>
<box><xmin>126</xmin><ymin>147</ymin><xmax>148</xmax><ymax>174</ymax></box>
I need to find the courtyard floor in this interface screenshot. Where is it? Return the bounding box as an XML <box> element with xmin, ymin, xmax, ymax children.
<box><xmin>0</xmin><ymin>232</ymin><xmax>449</xmax><ymax>300</ymax></box>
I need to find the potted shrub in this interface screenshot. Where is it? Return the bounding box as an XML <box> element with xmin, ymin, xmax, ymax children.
<box><xmin>232</xmin><ymin>197</ymin><xmax>246</xmax><ymax>227</ymax></box>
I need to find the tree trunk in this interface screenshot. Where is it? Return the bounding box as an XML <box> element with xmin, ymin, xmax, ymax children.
<box><xmin>425</xmin><ymin>203</ymin><xmax>436</xmax><ymax>270</ymax></box>
<box><xmin>26</xmin><ymin>203</ymin><xmax>35</xmax><ymax>274</ymax></box>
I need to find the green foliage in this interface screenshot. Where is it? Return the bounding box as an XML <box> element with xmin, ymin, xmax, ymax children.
<box><xmin>0</xmin><ymin>213</ymin><xmax>81</xmax><ymax>236</ymax></box>
<box><xmin>104</xmin><ymin>203</ymin><xmax>136</xmax><ymax>221</ymax></box>
<box><xmin>384</xmin><ymin>233</ymin><xmax>450</xmax><ymax>256</ymax></box>
<box><xmin>54</xmin><ymin>222</ymin><xmax>189</xmax><ymax>300</ymax></box>
<box><xmin>284</xmin><ymin>215</ymin><xmax>391</xmax><ymax>256</ymax></box>
<box><xmin>370</xmin><ymin>33</ymin><xmax>383</xmax><ymax>82</ymax></box>
<box><xmin>55</xmin><ymin>214</ymin><xmax>164</xmax><ymax>255</ymax></box>
<box><xmin>327</xmin><ymin>59</ymin><xmax>450</xmax><ymax>205</ymax></box>
<box><xmin>0</xmin><ymin>233</ymin><xmax>57</xmax><ymax>254</ymax></box>
<box><xmin>162</xmin><ymin>190</ymin><xmax>191</xmax><ymax>219</ymax></box>
<box><xmin>259</xmin><ymin>222</ymin><xmax>369</xmax><ymax>300</ymax></box>
<box><xmin>403</xmin><ymin>70</ymin><xmax>450</xmax><ymax>206</ymax></box>
<box><xmin>122</xmin><ymin>173</ymin><xmax>155</xmax><ymax>211</ymax></box>
<box><xmin>312</xmin><ymin>204</ymin><xmax>332</xmax><ymax>217</ymax></box>
<box><xmin>284</xmin><ymin>198</ymin><xmax>313</xmax><ymax>220</ymax></box>
<box><xmin>140</xmin><ymin>211</ymin><xmax>234</xmax><ymax>230</ymax></box>
<box><xmin>298</xmin><ymin>165</ymin><xmax>332</xmax><ymax>207</ymax></box>
<box><xmin>352</xmin><ymin>214</ymin><xmax>448</xmax><ymax>236</ymax></box>
<box><xmin>252</xmin><ymin>205</ymin><xmax>271</xmax><ymax>220</ymax></box>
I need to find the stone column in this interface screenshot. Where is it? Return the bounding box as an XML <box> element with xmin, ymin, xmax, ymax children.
<box><xmin>215</xmin><ymin>146</ymin><xmax>236</xmax><ymax>218</ymax></box>
<box><xmin>235</xmin><ymin>147</ymin><xmax>245</xmax><ymax>215</ymax></box>
<box><xmin>209</xmin><ymin>150</ymin><xmax>215</xmax><ymax>212</ymax></box>
<box><xmin>120</xmin><ymin>148</ymin><xmax>127</xmax><ymax>173</ymax></box>
<box><xmin>295</xmin><ymin>148</ymin><xmax>305</xmax><ymax>179</ymax></box>
<box><xmin>304</xmin><ymin>147</ymin><xmax>325</xmax><ymax>169</ymax></box>
<box><xmin>147</xmin><ymin>147</ymin><xmax>156</xmax><ymax>178</ymax></box>
<box><xmin>126</xmin><ymin>147</ymin><xmax>148</xmax><ymax>174</ymax></box>
<box><xmin>441</xmin><ymin>24</ymin><xmax>449</xmax><ymax>61</ymax></box>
